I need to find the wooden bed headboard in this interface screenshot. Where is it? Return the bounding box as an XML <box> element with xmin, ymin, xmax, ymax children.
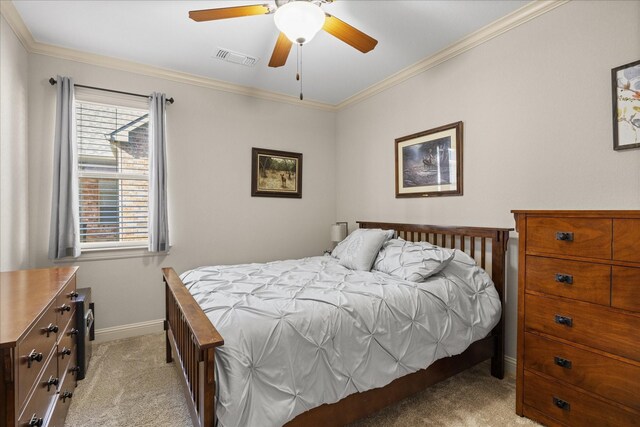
<box><xmin>357</xmin><ymin>221</ymin><xmax>512</xmax><ymax>267</ymax></box>
<box><xmin>357</xmin><ymin>220</ymin><xmax>512</xmax><ymax>293</ymax></box>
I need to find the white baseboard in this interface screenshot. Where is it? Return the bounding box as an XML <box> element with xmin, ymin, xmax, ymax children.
<box><xmin>504</xmin><ymin>355</ymin><xmax>517</xmax><ymax>376</ymax></box>
<box><xmin>94</xmin><ymin>319</ymin><xmax>164</xmax><ymax>343</ymax></box>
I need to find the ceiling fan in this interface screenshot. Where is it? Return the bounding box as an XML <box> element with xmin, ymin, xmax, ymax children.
<box><xmin>188</xmin><ymin>0</ymin><xmax>378</xmax><ymax>68</ymax></box>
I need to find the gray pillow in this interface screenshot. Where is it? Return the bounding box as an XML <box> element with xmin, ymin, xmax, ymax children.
<box><xmin>373</xmin><ymin>238</ymin><xmax>454</xmax><ymax>282</ymax></box>
<box><xmin>333</xmin><ymin>229</ymin><xmax>394</xmax><ymax>271</ymax></box>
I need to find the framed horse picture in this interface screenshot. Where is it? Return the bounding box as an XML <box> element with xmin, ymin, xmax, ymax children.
<box><xmin>395</xmin><ymin>122</ymin><xmax>463</xmax><ymax>198</ymax></box>
<box><xmin>251</xmin><ymin>147</ymin><xmax>302</xmax><ymax>198</ymax></box>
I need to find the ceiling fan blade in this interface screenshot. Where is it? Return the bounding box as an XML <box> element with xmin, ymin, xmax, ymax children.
<box><xmin>189</xmin><ymin>4</ymin><xmax>271</xmax><ymax>22</ymax></box>
<box><xmin>322</xmin><ymin>15</ymin><xmax>378</xmax><ymax>53</ymax></box>
<box><xmin>268</xmin><ymin>32</ymin><xmax>293</xmax><ymax>68</ymax></box>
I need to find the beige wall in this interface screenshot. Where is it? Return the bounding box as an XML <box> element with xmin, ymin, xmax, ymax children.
<box><xmin>335</xmin><ymin>0</ymin><xmax>640</xmax><ymax>361</ymax></box>
<box><xmin>27</xmin><ymin>55</ymin><xmax>336</xmax><ymax>329</ymax></box>
<box><xmin>0</xmin><ymin>15</ymin><xmax>30</xmax><ymax>271</ymax></box>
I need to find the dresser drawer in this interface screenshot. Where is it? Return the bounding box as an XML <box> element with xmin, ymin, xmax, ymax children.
<box><xmin>60</xmin><ymin>314</ymin><xmax>79</xmax><ymax>351</ymax></box>
<box><xmin>47</xmin><ymin>359</ymin><xmax>76</xmax><ymax>427</ymax></box>
<box><xmin>523</xmin><ymin>370</ymin><xmax>639</xmax><ymax>427</ymax></box>
<box><xmin>57</xmin><ymin>320</ymin><xmax>77</xmax><ymax>373</ymax></box>
<box><xmin>55</xmin><ymin>275</ymin><xmax>77</xmax><ymax>326</ymax></box>
<box><xmin>614</xmin><ymin>219</ymin><xmax>640</xmax><ymax>262</ymax></box>
<box><xmin>526</xmin><ymin>256</ymin><xmax>611</xmax><ymax>305</ymax></box>
<box><xmin>526</xmin><ymin>217</ymin><xmax>611</xmax><ymax>259</ymax></box>
<box><xmin>612</xmin><ymin>266</ymin><xmax>640</xmax><ymax>313</ymax></box>
<box><xmin>525</xmin><ymin>294</ymin><xmax>640</xmax><ymax>361</ymax></box>
<box><xmin>17</xmin><ymin>304</ymin><xmax>58</xmax><ymax>408</ymax></box>
<box><xmin>524</xmin><ymin>332</ymin><xmax>640</xmax><ymax>410</ymax></box>
<box><xmin>17</xmin><ymin>351</ymin><xmax>58</xmax><ymax>427</ymax></box>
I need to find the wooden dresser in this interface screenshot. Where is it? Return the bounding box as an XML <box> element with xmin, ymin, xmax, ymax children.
<box><xmin>1</xmin><ymin>267</ymin><xmax>79</xmax><ymax>427</ymax></box>
<box><xmin>512</xmin><ymin>211</ymin><xmax>640</xmax><ymax>426</ymax></box>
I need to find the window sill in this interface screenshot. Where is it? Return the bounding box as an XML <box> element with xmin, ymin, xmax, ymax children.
<box><xmin>53</xmin><ymin>245</ymin><xmax>170</xmax><ymax>263</ymax></box>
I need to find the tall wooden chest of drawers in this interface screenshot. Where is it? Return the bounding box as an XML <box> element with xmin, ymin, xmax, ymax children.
<box><xmin>1</xmin><ymin>267</ymin><xmax>79</xmax><ymax>427</ymax></box>
<box><xmin>512</xmin><ymin>211</ymin><xmax>640</xmax><ymax>427</ymax></box>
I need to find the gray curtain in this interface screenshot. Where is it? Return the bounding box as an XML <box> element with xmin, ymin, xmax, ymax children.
<box><xmin>48</xmin><ymin>76</ymin><xmax>80</xmax><ymax>259</ymax></box>
<box><xmin>148</xmin><ymin>92</ymin><xmax>169</xmax><ymax>252</ymax></box>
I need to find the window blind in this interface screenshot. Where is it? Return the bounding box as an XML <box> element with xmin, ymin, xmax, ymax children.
<box><xmin>76</xmin><ymin>101</ymin><xmax>149</xmax><ymax>246</ymax></box>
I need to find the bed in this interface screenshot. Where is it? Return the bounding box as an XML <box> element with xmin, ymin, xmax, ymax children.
<box><xmin>162</xmin><ymin>221</ymin><xmax>512</xmax><ymax>427</ymax></box>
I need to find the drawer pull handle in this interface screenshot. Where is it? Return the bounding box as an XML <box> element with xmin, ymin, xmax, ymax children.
<box><xmin>58</xmin><ymin>303</ymin><xmax>71</xmax><ymax>314</ymax></box>
<box><xmin>43</xmin><ymin>323</ymin><xmax>59</xmax><ymax>337</ymax></box>
<box><xmin>554</xmin><ymin>356</ymin><xmax>572</xmax><ymax>369</ymax></box>
<box><xmin>28</xmin><ymin>414</ymin><xmax>43</xmax><ymax>427</ymax></box>
<box><xmin>555</xmin><ymin>274</ymin><xmax>573</xmax><ymax>284</ymax></box>
<box><xmin>556</xmin><ymin>232</ymin><xmax>574</xmax><ymax>241</ymax></box>
<box><xmin>553</xmin><ymin>397</ymin><xmax>571</xmax><ymax>411</ymax></box>
<box><xmin>45</xmin><ymin>375</ymin><xmax>59</xmax><ymax>391</ymax></box>
<box><xmin>26</xmin><ymin>349</ymin><xmax>43</xmax><ymax>368</ymax></box>
<box><xmin>61</xmin><ymin>391</ymin><xmax>73</xmax><ymax>403</ymax></box>
<box><xmin>70</xmin><ymin>366</ymin><xmax>81</xmax><ymax>376</ymax></box>
<box><xmin>68</xmin><ymin>291</ymin><xmax>79</xmax><ymax>299</ymax></box>
<box><xmin>60</xmin><ymin>347</ymin><xmax>72</xmax><ymax>359</ymax></box>
<box><xmin>69</xmin><ymin>328</ymin><xmax>79</xmax><ymax>337</ymax></box>
<box><xmin>555</xmin><ymin>315</ymin><xmax>573</xmax><ymax>327</ymax></box>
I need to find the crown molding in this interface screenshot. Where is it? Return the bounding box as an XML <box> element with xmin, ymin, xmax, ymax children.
<box><xmin>2</xmin><ymin>0</ymin><xmax>568</xmax><ymax>112</ymax></box>
<box><xmin>30</xmin><ymin>41</ymin><xmax>336</xmax><ymax>111</ymax></box>
<box><xmin>0</xmin><ymin>0</ymin><xmax>36</xmax><ymax>50</ymax></box>
<box><xmin>335</xmin><ymin>0</ymin><xmax>570</xmax><ymax>110</ymax></box>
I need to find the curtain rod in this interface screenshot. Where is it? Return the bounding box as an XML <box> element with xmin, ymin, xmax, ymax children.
<box><xmin>48</xmin><ymin>78</ymin><xmax>175</xmax><ymax>104</ymax></box>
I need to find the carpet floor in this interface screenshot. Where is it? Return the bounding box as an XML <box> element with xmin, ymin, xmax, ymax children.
<box><xmin>65</xmin><ymin>333</ymin><xmax>539</xmax><ymax>427</ymax></box>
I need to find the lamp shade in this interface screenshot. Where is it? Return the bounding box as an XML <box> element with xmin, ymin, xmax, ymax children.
<box><xmin>330</xmin><ymin>223</ymin><xmax>347</xmax><ymax>243</ymax></box>
<box><xmin>274</xmin><ymin>1</ymin><xmax>326</xmax><ymax>44</ymax></box>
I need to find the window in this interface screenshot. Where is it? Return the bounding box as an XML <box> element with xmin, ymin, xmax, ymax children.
<box><xmin>76</xmin><ymin>101</ymin><xmax>149</xmax><ymax>248</ymax></box>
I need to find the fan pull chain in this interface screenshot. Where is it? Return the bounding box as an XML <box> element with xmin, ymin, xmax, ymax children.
<box><xmin>296</xmin><ymin>43</ymin><xmax>300</xmax><ymax>82</ymax></box>
<box><xmin>297</xmin><ymin>43</ymin><xmax>303</xmax><ymax>100</ymax></box>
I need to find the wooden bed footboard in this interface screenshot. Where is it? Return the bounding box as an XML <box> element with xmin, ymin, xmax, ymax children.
<box><xmin>163</xmin><ymin>221</ymin><xmax>512</xmax><ymax>427</ymax></box>
<box><xmin>163</xmin><ymin>267</ymin><xmax>224</xmax><ymax>427</ymax></box>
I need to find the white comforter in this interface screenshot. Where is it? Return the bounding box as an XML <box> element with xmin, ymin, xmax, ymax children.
<box><xmin>181</xmin><ymin>251</ymin><xmax>501</xmax><ymax>427</ymax></box>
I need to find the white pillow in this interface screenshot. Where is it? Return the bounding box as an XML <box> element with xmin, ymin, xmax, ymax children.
<box><xmin>373</xmin><ymin>238</ymin><xmax>454</xmax><ymax>282</ymax></box>
<box><xmin>331</xmin><ymin>228</ymin><xmax>394</xmax><ymax>260</ymax></box>
<box><xmin>333</xmin><ymin>228</ymin><xmax>394</xmax><ymax>271</ymax></box>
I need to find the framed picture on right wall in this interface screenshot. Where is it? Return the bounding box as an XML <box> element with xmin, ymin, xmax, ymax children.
<box><xmin>395</xmin><ymin>121</ymin><xmax>463</xmax><ymax>198</ymax></box>
<box><xmin>612</xmin><ymin>59</ymin><xmax>640</xmax><ymax>150</ymax></box>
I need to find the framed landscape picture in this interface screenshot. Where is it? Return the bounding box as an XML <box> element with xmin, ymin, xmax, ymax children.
<box><xmin>251</xmin><ymin>147</ymin><xmax>302</xmax><ymax>198</ymax></box>
<box><xmin>395</xmin><ymin>121</ymin><xmax>463</xmax><ymax>198</ymax></box>
<box><xmin>612</xmin><ymin>59</ymin><xmax>640</xmax><ymax>151</ymax></box>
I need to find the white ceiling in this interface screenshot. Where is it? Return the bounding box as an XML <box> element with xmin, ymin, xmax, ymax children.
<box><xmin>12</xmin><ymin>0</ymin><xmax>530</xmax><ymax>105</ymax></box>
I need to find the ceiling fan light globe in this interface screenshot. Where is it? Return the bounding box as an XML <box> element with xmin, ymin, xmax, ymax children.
<box><xmin>274</xmin><ymin>1</ymin><xmax>325</xmax><ymax>45</ymax></box>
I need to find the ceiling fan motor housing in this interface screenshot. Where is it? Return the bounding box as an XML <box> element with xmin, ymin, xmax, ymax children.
<box><xmin>274</xmin><ymin>0</ymin><xmax>326</xmax><ymax>45</ymax></box>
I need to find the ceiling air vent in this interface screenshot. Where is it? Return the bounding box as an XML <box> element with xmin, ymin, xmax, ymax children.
<box><xmin>214</xmin><ymin>48</ymin><xmax>259</xmax><ymax>67</ymax></box>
